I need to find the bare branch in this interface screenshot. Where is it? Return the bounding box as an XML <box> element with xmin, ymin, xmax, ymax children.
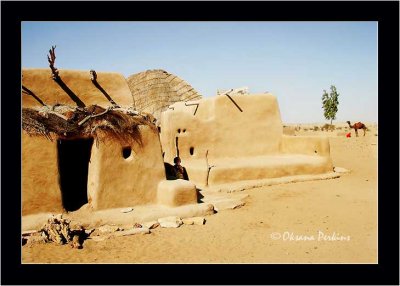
<box><xmin>47</xmin><ymin>45</ymin><xmax>60</xmax><ymax>80</ymax></box>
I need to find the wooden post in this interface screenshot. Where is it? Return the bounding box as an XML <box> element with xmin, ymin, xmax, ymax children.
<box><xmin>205</xmin><ymin>150</ymin><xmax>215</xmax><ymax>187</ymax></box>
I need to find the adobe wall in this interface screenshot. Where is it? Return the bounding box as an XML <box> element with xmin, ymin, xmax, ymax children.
<box><xmin>22</xmin><ymin>132</ymin><xmax>63</xmax><ymax>215</ymax></box>
<box><xmin>22</xmin><ymin>69</ymin><xmax>133</xmax><ymax>108</ymax></box>
<box><xmin>160</xmin><ymin>93</ymin><xmax>333</xmax><ymax>187</ymax></box>
<box><xmin>160</xmin><ymin>94</ymin><xmax>283</xmax><ymax>164</ymax></box>
<box><xmin>280</xmin><ymin>135</ymin><xmax>331</xmax><ymax>156</ymax></box>
<box><xmin>207</xmin><ymin>155</ymin><xmax>333</xmax><ymax>186</ymax></box>
<box><xmin>22</xmin><ymin>69</ymin><xmax>167</xmax><ymax>214</ymax></box>
<box><xmin>87</xmin><ymin>126</ymin><xmax>166</xmax><ymax>210</ymax></box>
<box><xmin>22</xmin><ymin>127</ymin><xmax>166</xmax><ymax>214</ymax></box>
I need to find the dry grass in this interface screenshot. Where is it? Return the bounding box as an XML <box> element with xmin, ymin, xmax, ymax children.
<box><xmin>126</xmin><ymin>69</ymin><xmax>202</xmax><ymax>120</ymax></box>
<box><xmin>22</xmin><ymin>104</ymin><xmax>155</xmax><ymax>145</ymax></box>
<box><xmin>321</xmin><ymin>124</ymin><xmax>335</xmax><ymax>131</ymax></box>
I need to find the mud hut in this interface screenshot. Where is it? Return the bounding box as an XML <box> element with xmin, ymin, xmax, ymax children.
<box><xmin>160</xmin><ymin>92</ymin><xmax>334</xmax><ymax>188</ymax></box>
<box><xmin>22</xmin><ymin>68</ymin><xmax>167</xmax><ymax>215</ymax></box>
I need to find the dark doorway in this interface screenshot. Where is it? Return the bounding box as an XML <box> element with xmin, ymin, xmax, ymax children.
<box><xmin>57</xmin><ymin>138</ymin><xmax>93</xmax><ymax>211</ymax></box>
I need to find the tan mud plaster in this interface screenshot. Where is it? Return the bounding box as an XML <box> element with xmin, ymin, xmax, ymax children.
<box><xmin>160</xmin><ymin>93</ymin><xmax>333</xmax><ymax>188</ymax></box>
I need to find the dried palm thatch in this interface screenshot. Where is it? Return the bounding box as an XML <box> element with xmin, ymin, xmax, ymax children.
<box><xmin>127</xmin><ymin>69</ymin><xmax>202</xmax><ymax>120</ymax></box>
<box><xmin>22</xmin><ymin>104</ymin><xmax>156</xmax><ymax>145</ymax></box>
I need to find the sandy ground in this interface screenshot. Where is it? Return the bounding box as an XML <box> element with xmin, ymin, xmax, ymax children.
<box><xmin>22</xmin><ymin>130</ymin><xmax>377</xmax><ymax>264</ymax></box>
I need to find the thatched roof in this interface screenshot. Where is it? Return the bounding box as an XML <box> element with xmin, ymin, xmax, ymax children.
<box><xmin>127</xmin><ymin>69</ymin><xmax>202</xmax><ymax>120</ymax></box>
<box><xmin>22</xmin><ymin>104</ymin><xmax>156</xmax><ymax>145</ymax></box>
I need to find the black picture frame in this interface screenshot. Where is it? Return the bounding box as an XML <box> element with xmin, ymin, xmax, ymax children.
<box><xmin>2</xmin><ymin>1</ymin><xmax>398</xmax><ymax>285</ymax></box>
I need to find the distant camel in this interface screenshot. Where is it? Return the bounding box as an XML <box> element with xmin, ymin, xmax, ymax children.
<box><xmin>346</xmin><ymin>121</ymin><xmax>367</xmax><ymax>137</ymax></box>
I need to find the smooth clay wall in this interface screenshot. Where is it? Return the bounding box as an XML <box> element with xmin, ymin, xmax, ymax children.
<box><xmin>160</xmin><ymin>93</ymin><xmax>333</xmax><ymax>187</ymax></box>
<box><xmin>160</xmin><ymin>93</ymin><xmax>283</xmax><ymax>165</ymax></box>
<box><xmin>22</xmin><ymin>69</ymin><xmax>133</xmax><ymax>108</ymax></box>
<box><xmin>22</xmin><ymin>132</ymin><xmax>63</xmax><ymax>215</ymax></box>
<box><xmin>88</xmin><ymin>126</ymin><xmax>166</xmax><ymax>210</ymax></box>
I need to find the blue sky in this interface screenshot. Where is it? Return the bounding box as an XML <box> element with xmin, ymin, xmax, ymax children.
<box><xmin>22</xmin><ymin>22</ymin><xmax>377</xmax><ymax>123</ymax></box>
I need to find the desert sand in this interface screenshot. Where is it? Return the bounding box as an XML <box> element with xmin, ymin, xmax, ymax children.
<box><xmin>22</xmin><ymin>126</ymin><xmax>377</xmax><ymax>264</ymax></box>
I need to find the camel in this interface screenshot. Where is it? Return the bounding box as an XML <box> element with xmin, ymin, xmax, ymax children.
<box><xmin>346</xmin><ymin>121</ymin><xmax>367</xmax><ymax>137</ymax></box>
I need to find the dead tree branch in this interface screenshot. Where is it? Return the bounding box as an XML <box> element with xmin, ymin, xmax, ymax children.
<box><xmin>47</xmin><ymin>45</ymin><xmax>60</xmax><ymax>80</ymax></box>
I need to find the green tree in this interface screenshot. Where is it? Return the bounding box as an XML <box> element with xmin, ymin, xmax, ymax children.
<box><xmin>322</xmin><ymin>85</ymin><xmax>339</xmax><ymax>125</ymax></box>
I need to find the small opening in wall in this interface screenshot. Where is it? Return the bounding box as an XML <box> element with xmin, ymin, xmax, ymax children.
<box><xmin>314</xmin><ymin>150</ymin><xmax>318</xmax><ymax>154</ymax></box>
<box><xmin>183</xmin><ymin>129</ymin><xmax>186</xmax><ymax>133</ymax></box>
<box><xmin>190</xmin><ymin>147</ymin><xmax>194</xmax><ymax>156</ymax></box>
<box><xmin>122</xmin><ymin>146</ymin><xmax>132</xmax><ymax>159</ymax></box>
<box><xmin>178</xmin><ymin>129</ymin><xmax>181</xmax><ymax>133</ymax></box>
<box><xmin>158</xmin><ymin>126</ymin><xmax>161</xmax><ymax>133</ymax></box>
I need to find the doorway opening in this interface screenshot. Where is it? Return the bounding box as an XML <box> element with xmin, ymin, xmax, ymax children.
<box><xmin>57</xmin><ymin>138</ymin><xmax>93</xmax><ymax>211</ymax></box>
